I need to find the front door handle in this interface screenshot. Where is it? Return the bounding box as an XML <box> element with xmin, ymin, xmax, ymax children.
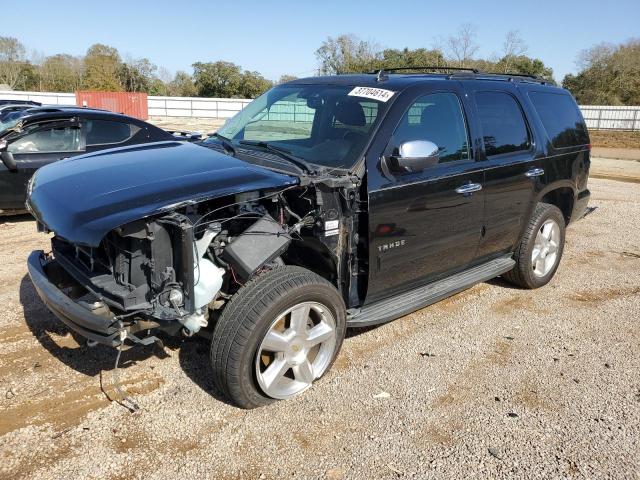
<box><xmin>525</xmin><ymin>168</ymin><xmax>544</xmax><ymax>178</ymax></box>
<box><xmin>455</xmin><ymin>183</ymin><xmax>482</xmax><ymax>194</ymax></box>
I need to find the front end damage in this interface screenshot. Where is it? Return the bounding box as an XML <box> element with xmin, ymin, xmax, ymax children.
<box><xmin>28</xmin><ymin>179</ymin><xmax>368</xmax><ymax>347</ymax></box>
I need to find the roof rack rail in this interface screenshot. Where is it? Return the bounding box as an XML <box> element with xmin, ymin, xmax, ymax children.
<box><xmin>372</xmin><ymin>66</ymin><xmax>480</xmax><ymax>81</ymax></box>
<box><xmin>483</xmin><ymin>71</ymin><xmax>555</xmax><ymax>85</ymax></box>
<box><xmin>369</xmin><ymin>66</ymin><xmax>555</xmax><ymax>85</ymax></box>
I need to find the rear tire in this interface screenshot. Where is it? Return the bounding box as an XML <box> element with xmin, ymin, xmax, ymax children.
<box><xmin>503</xmin><ymin>202</ymin><xmax>566</xmax><ymax>289</ymax></box>
<box><xmin>210</xmin><ymin>266</ymin><xmax>346</xmax><ymax>409</ymax></box>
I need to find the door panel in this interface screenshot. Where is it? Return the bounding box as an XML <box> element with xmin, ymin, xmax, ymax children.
<box><xmin>1</xmin><ymin>123</ymin><xmax>85</xmax><ymax>210</ymax></box>
<box><xmin>368</xmin><ymin>165</ymin><xmax>484</xmax><ymax>303</ymax></box>
<box><xmin>472</xmin><ymin>89</ymin><xmax>539</xmax><ymax>259</ymax></box>
<box><xmin>365</xmin><ymin>88</ymin><xmax>484</xmax><ymax>304</ymax></box>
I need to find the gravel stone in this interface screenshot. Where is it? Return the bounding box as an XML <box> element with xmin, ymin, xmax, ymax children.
<box><xmin>0</xmin><ymin>178</ymin><xmax>639</xmax><ymax>479</ymax></box>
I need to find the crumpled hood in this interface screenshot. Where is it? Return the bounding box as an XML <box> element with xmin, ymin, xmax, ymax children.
<box><xmin>27</xmin><ymin>141</ymin><xmax>299</xmax><ymax>246</ymax></box>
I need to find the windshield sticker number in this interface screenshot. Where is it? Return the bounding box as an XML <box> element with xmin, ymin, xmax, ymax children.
<box><xmin>348</xmin><ymin>87</ymin><xmax>395</xmax><ymax>102</ymax></box>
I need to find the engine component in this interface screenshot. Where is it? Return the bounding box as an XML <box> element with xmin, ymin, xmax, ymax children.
<box><xmin>220</xmin><ymin>214</ymin><xmax>291</xmax><ymax>280</ymax></box>
<box><xmin>193</xmin><ymin>224</ymin><xmax>225</xmax><ymax>310</ymax></box>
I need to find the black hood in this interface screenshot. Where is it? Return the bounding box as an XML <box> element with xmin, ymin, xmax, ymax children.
<box><xmin>27</xmin><ymin>141</ymin><xmax>299</xmax><ymax>246</ymax></box>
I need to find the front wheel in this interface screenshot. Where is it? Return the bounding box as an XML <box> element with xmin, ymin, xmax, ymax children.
<box><xmin>210</xmin><ymin>266</ymin><xmax>346</xmax><ymax>408</ymax></box>
<box><xmin>503</xmin><ymin>202</ymin><xmax>566</xmax><ymax>289</ymax></box>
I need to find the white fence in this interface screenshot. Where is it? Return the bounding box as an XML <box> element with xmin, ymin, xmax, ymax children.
<box><xmin>2</xmin><ymin>90</ymin><xmax>639</xmax><ymax>130</ymax></box>
<box><xmin>148</xmin><ymin>96</ymin><xmax>252</xmax><ymax>118</ymax></box>
<box><xmin>579</xmin><ymin>105</ymin><xmax>640</xmax><ymax>131</ymax></box>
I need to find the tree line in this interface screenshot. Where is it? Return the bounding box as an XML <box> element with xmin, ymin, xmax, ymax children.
<box><xmin>0</xmin><ymin>28</ymin><xmax>638</xmax><ymax>105</ymax></box>
<box><xmin>0</xmin><ymin>39</ymin><xmax>278</xmax><ymax>98</ymax></box>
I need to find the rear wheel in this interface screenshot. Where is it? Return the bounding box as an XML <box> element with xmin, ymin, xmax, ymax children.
<box><xmin>503</xmin><ymin>202</ymin><xmax>566</xmax><ymax>289</ymax></box>
<box><xmin>210</xmin><ymin>266</ymin><xmax>346</xmax><ymax>408</ymax></box>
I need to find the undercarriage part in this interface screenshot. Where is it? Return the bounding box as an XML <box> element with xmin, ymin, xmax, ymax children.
<box><xmin>180</xmin><ymin>307</ymin><xmax>209</xmax><ymax>336</ymax></box>
<box><xmin>220</xmin><ymin>213</ymin><xmax>291</xmax><ymax>280</ymax></box>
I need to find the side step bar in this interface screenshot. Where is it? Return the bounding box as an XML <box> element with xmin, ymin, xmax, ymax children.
<box><xmin>347</xmin><ymin>256</ymin><xmax>515</xmax><ymax>328</ymax></box>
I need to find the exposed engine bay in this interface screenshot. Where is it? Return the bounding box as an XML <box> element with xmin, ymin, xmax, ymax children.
<box><xmin>44</xmin><ymin>182</ymin><xmax>367</xmax><ymax>342</ymax></box>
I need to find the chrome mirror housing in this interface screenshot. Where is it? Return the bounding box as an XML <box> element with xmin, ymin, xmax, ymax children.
<box><xmin>393</xmin><ymin>140</ymin><xmax>440</xmax><ymax>173</ymax></box>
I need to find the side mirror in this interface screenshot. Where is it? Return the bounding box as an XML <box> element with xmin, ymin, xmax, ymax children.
<box><xmin>389</xmin><ymin>140</ymin><xmax>440</xmax><ymax>174</ymax></box>
<box><xmin>0</xmin><ymin>151</ymin><xmax>17</xmax><ymax>172</ymax></box>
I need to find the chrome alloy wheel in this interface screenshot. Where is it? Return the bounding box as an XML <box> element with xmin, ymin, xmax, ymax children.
<box><xmin>532</xmin><ymin>218</ymin><xmax>560</xmax><ymax>277</ymax></box>
<box><xmin>255</xmin><ymin>302</ymin><xmax>337</xmax><ymax>399</ymax></box>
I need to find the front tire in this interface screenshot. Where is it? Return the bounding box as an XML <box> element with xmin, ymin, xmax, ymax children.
<box><xmin>210</xmin><ymin>266</ymin><xmax>346</xmax><ymax>409</ymax></box>
<box><xmin>503</xmin><ymin>202</ymin><xmax>566</xmax><ymax>289</ymax></box>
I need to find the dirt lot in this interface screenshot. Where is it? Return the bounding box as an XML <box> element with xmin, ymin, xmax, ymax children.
<box><xmin>589</xmin><ymin>130</ymin><xmax>640</xmax><ymax>150</ymax></box>
<box><xmin>1</xmin><ymin>178</ymin><xmax>639</xmax><ymax>479</ymax></box>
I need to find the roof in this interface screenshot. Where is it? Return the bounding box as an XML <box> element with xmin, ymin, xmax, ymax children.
<box><xmin>288</xmin><ymin>71</ymin><xmax>560</xmax><ymax>92</ymax></box>
<box><xmin>11</xmin><ymin>106</ymin><xmax>148</xmax><ymax>125</ymax></box>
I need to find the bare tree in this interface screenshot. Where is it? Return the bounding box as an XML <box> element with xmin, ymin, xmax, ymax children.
<box><xmin>315</xmin><ymin>34</ymin><xmax>380</xmax><ymax>74</ymax></box>
<box><xmin>0</xmin><ymin>36</ymin><xmax>27</xmax><ymax>88</ymax></box>
<box><xmin>501</xmin><ymin>30</ymin><xmax>528</xmax><ymax>72</ymax></box>
<box><xmin>446</xmin><ymin>23</ymin><xmax>479</xmax><ymax>67</ymax></box>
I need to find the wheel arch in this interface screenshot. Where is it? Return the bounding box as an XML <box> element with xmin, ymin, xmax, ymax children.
<box><xmin>536</xmin><ymin>182</ymin><xmax>576</xmax><ymax>225</ymax></box>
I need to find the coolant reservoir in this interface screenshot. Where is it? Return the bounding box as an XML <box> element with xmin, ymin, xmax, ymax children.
<box><xmin>193</xmin><ymin>225</ymin><xmax>225</xmax><ymax>310</ymax></box>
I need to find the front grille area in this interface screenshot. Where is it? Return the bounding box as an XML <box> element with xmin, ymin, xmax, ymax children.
<box><xmin>50</xmin><ymin>215</ymin><xmax>194</xmax><ymax>315</ymax></box>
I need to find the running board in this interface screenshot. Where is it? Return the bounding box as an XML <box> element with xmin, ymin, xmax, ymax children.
<box><xmin>347</xmin><ymin>256</ymin><xmax>515</xmax><ymax>327</ymax></box>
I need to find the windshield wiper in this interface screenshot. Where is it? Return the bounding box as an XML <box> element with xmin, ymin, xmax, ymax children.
<box><xmin>209</xmin><ymin>132</ymin><xmax>236</xmax><ymax>156</ymax></box>
<box><xmin>238</xmin><ymin>140</ymin><xmax>315</xmax><ymax>174</ymax></box>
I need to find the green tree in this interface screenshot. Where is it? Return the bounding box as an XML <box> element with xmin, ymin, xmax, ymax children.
<box><xmin>378</xmin><ymin>48</ymin><xmax>446</xmax><ymax>70</ymax></box>
<box><xmin>494</xmin><ymin>55</ymin><xmax>553</xmax><ymax>80</ymax></box>
<box><xmin>119</xmin><ymin>57</ymin><xmax>157</xmax><ymax>92</ymax></box>
<box><xmin>239</xmin><ymin>70</ymin><xmax>272</xmax><ymax>98</ymax></box>
<box><xmin>193</xmin><ymin>61</ymin><xmax>244</xmax><ymax>97</ymax></box>
<box><xmin>563</xmin><ymin>40</ymin><xmax>640</xmax><ymax>105</ymax></box>
<box><xmin>167</xmin><ymin>71</ymin><xmax>197</xmax><ymax>96</ymax></box>
<box><xmin>277</xmin><ymin>74</ymin><xmax>298</xmax><ymax>84</ymax></box>
<box><xmin>82</xmin><ymin>43</ymin><xmax>123</xmax><ymax>91</ymax></box>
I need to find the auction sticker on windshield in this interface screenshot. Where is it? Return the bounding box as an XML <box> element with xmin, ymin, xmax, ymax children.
<box><xmin>348</xmin><ymin>86</ymin><xmax>395</xmax><ymax>102</ymax></box>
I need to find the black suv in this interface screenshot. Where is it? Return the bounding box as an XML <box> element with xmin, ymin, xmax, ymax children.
<box><xmin>26</xmin><ymin>68</ymin><xmax>590</xmax><ymax>408</ymax></box>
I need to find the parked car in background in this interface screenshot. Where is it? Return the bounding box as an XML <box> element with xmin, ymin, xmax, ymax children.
<box><xmin>0</xmin><ymin>104</ymin><xmax>39</xmax><ymax>122</ymax></box>
<box><xmin>0</xmin><ymin>107</ymin><xmax>180</xmax><ymax>215</ymax></box>
<box><xmin>0</xmin><ymin>99</ymin><xmax>41</xmax><ymax>107</ymax></box>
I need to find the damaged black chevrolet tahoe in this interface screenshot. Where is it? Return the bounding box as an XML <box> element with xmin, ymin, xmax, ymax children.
<box><xmin>26</xmin><ymin>68</ymin><xmax>591</xmax><ymax>408</ymax></box>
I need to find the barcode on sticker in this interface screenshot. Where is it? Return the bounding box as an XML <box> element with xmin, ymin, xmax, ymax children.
<box><xmin>348</xmin><ymin>86</ymin><xmax>395</xmax><ymax>102</ymax></box>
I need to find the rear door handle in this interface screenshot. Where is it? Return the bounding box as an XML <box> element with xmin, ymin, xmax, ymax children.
<box><xmin>455</xmin><ymin>183</ymin><xmax>482</xmax><ymax>194</ymax></box>
<box><xmin>525</xmin><ymin>168</ymin><xmax>544</xmax><ymax>178</ymax></box>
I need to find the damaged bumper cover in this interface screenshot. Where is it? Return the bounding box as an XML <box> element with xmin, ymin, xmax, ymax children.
<box><xmin>27</xmin><ymin>250</ymin><xmax>125</xmax><ymax>347</ymax></box>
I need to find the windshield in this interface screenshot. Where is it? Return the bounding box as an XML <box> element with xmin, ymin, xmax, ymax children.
<box><xmin>209</xmin><ymin>84</ymin><xmax>390</xmax><ymax>169</ymax></box>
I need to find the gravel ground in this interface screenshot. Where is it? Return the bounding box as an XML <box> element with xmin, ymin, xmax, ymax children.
<box><xmin>0</xmin><ymin>178</ymin><xmax>639</xmax><ymax>480</ymax></box>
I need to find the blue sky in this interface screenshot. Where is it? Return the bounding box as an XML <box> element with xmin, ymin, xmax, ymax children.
<box><xmin>2</xmin><ymin>0</ymin><xmax>638</xmax><ymax>83</ymax></box>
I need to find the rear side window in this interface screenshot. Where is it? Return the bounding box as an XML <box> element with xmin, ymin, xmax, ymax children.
<box><xmin>476</xmin><ymin>92</ymin><xmax>530</xmax><ymax>156</ymax></box>
<box><xmin>529</xmin><ymin>92</ymin><xmax>589</xmax><ymax>148</ymax></box>
<box><xmin>86</xmin><ymin>120</ymin><xmax>133</xmax><ymax>146</ymax></box>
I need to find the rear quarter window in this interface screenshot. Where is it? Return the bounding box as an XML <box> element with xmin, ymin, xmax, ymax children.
<box><xmin>529</xmin><ymin>92</ymin><xmax>589</xmax><ymax>149</ymax></box>
<box><xmin>86</xmin><ymin>120</ymin><xmax>133</xmax><ymax>146</ymax></box>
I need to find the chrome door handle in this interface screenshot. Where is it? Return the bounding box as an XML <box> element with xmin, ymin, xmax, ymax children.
<box><xmin>455</xmin><ymin>183</ymin><xmax>482</xmax><ymax>194</ymax></box>
<box><xmin>525</xmin><ymin>168</ymin><xmax>544</xmax><ymax>178</ymax></box>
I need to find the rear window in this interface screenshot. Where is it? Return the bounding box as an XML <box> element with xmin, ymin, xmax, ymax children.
<box><xmin>86</xmin><ymin>120</ymin><xmax>133</xmax><ymax>146</ymax></box>
<box><xmin>529</xmin><ymin>92</ymin><xmax>589</xmax><ymax>149</ymax></box>
<box><xmin>475</xmin><ymin>92</ymin><xmax>530</xmax><ymax>157</ymax></box>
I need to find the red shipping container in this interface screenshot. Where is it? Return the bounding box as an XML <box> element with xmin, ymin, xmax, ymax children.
<box><xmin>75</xmin><ymin>91</ymin><xmax>148</xmax><ymax>120</ymax></box>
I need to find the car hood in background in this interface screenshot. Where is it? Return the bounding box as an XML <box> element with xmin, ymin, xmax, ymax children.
<box><xmin>27</xmin><ymin>141</ymin><xmax>299</xmax><ymax>246</ymax></box>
